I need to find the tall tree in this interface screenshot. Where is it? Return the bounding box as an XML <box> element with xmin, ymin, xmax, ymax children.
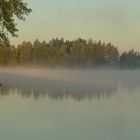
<box><xmin>0</xmin><ymin>0</ymin><xmax>32</xmax><ymax>44</ymax></box>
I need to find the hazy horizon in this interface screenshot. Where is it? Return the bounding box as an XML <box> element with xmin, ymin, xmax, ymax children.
<box><xmin>10</xmin><ymin>0</ymin><xmax>140</xmax><ymax>52</ymax></box>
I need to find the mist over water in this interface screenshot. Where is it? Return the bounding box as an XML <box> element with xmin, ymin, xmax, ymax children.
<box><xmin>0</xmin><ymin>68</ymin><xmax>140</xmax><ymax>100</ymax></box>
<box><xmin>0</xmin><ymin>68</ymin><xmax>140</xmax><ymax>140</ymax></box>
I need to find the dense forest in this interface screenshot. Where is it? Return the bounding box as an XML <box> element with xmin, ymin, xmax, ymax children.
<box><xmin>0</xmin><ymin>38</ymin><xmax>140</xmax><ymax>68</ymax></box>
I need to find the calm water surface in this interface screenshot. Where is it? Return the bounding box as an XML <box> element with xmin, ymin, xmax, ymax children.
<box><xmin>0</xmin><ymin>69</ymin><xmax>140</xmax><ymax>140</ymax></box>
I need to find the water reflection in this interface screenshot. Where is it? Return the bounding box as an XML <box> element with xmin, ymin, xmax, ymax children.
<box><xmin>0</xmin><ymin>70</ymin><xmax>140</xmax><ymax>100</ymax></box>
<box><xmin>0</xmin><ymin>81</ymin><xmax>118</xmax><ymax>100</ymax></box>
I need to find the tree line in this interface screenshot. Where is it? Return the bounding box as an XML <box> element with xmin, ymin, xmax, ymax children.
<box><xmin>0</xmin><ymin>38</ymin><xmax>140</xmax><ymax>68</ymax></box>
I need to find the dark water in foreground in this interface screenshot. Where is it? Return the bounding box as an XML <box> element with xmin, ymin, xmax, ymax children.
<box><xmin>0</xmin><ymin>69</ymin><xmax>140</xmax><ymax>140</ymax></box>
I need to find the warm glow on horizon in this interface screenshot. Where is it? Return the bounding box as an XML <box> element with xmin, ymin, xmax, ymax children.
<box><xmin>10</xmin><ymin>0</ymin><xmax>140</xmax><ymax>52</ymax></box>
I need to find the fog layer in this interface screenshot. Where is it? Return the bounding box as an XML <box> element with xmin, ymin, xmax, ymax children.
<box><xmin>0</xmin><ymin>68</ymin><xmax>139</xmax><ymax>100</ymax></box>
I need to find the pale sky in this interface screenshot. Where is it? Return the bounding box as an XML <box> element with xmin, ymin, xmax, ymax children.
<box><xmin>10</xmin><ymin>0</ymin><xmax>140</xmax><ymax>52</ymax></box>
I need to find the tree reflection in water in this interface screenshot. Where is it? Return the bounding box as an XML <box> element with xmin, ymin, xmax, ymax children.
<box><xmin>0</xmin><ymin>70</ymin><xmax>140</xmax><ymax>101</ymax></box>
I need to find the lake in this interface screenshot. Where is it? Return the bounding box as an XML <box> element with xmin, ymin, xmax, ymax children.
<box><xmin>0</xmin><ymin>69</ymin><xmax>140</xmax><ymax>140</ymax></box>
